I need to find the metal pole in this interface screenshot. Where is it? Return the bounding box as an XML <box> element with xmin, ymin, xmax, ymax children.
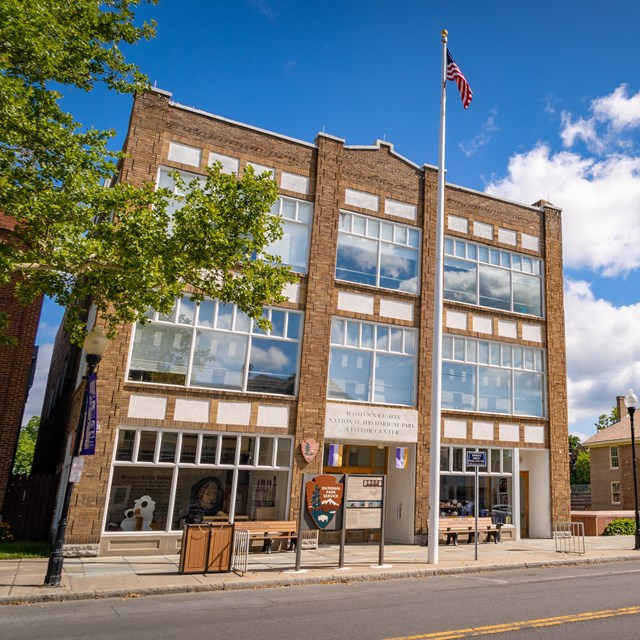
<box><xmin>629</xmin><ymin>409</ymin><xmax>640</xmax><ymax>550</ymax></box>
<box><xmin>427</xmin><ymin>27</ymin><xmax>449</xmax><ymax>566</ymax></box>
<box><xmin>474</xmin><ymin>465</ymin><xmax>479</xmax><ymax>561</ymax></box>
<box><xmin>44</xmin><ymin>354</ymin><xmax>99</xmax><ymax>586</ymax></box>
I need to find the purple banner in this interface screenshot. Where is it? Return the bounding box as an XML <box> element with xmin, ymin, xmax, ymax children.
<box><xmin>80</xmin><ymin>372</ymin><xmax>98</xmax><ymax>455</ymax></box>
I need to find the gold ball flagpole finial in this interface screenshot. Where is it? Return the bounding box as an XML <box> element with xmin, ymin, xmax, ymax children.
<box><xmin>442</xmin><ymin>29</ymin><xmax>448</xmax><ymax>37</ymax></box>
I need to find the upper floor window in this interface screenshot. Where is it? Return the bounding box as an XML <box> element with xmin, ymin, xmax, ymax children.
<box><xmin>444</xmin><ymin>237</ymin><xmax>543</xmax><ymax>317</ymax></box>
<box><xmin>128</xmin><ymin>297</ymin><xmax>303</xmax><ymax>396</ymax></box>
<box><xmin>268</xmin><ymin>196</ymin><xmax>313</xmax><ymax>274</ymax></box>
<box><xmin>328</xmin><ymin>317</ymin><xmax>417</xmax><ymax>406</ymax></box>
<box><xmin>336</xmin><ymin>212</ymin><xmax>421</xmax><ymax>294</ymax></box>
<box><xmin>158</xmin><ymin>170</ymin><xmax>311</xmax><ymax>274</ymax></box>
<box><xmin>610</xmin><ymin>446</ymin><xmax>619</xmax><ymax>470</ymax></box>
<box><xmin>611</xmin><ymin>481</ymin><xmax>621</xmax><ymax>504</ymax></box>
<box><xmin>442</xmin><ymin>335</ymin><xmax>546</xmax><ymax>417</ymax></box>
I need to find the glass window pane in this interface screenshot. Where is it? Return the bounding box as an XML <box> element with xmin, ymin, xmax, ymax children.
<box><xmin>297</xmin><ymin>201</ymin><xmax>311</xmax><ymax>224</ymax></box>
<box><xmin>336</xmin><ymin>233</ymin><xmax>378</xmax><ymax>287</ymax></box>
<box><xmin>440</xmin><ymin>446</ymin><xmax>450</xmax><ymax>471</ymax></box>
<box><xmin>513</xmin><ymin>272</ymin><xmax>542</xmax><ymax>316</ymax></box>
<box><xmin>361</xmin><ymin>323</ymin><xmax>374</xmax><ymax>348</ymax></box>
<box><xmin>512</xmin><ymin>254</ymin><xmax>522</xmax><ymax>271</ymax></box>
<box><xmin>178</xmin><ymin>297</ymin><xmax>196</xmax><ymax>325</ymax></box>
<box><xmin>200</xmin><ymin>435</ymin><xmax>217</xmax><ymax>464</ymax></box>
<box><xmin>235</xmin><ymin>310</ymin><xmax>251</xmax><ymax>333</ymax></box>
<box><xmin>197</xmin><ymin>300</ymin><xmax>215</xmax><ymax>327</ymax></box>
<box><xmin>445</xmin><ymin>238</ymin><xmax>454</xmax><ymax>255</ymax></box>
<box><xmin>276</xmin><ymin>438</ymin><xmax>292</xmax><ymax>467</ymax></box>
<box><xmin>252</xmin><ymin>309</ymin><xmax>270</xmax><ymax>335</ymax></box>
<box><xmin>380</xmin><ymin>242</ymin><xmax>419</xmax><ymax>293</ymax></box>
<box><xmin>442</xmin><ymin>336</ymin><xmax>452</xmax><ymax>360</ymax></box>
<box><xmin>353</xmin><ymin>215</ymin><xmax>366</xmax><ymax>235</ymax></box>
<box><xmin>522</xmin><ymin>257</ymin><xmax>533</xmax><ymax>273</ymax></box>
<box><xmin>489</xmin><ymin>249</ymin><xmax>500</xmax><ymax>265</ymax></box>
<box><xmin>138</xmin><ymin>431</ymin><xmax>157</xmax><ymax>462</ymax></box>
<box><xmin>346</xmin><ymin>321</ymin><xmax>360</xmax><ymax>347</ymax></box>
<box><xmin>478</xmin><ymin>246</ymin><xmax>489</xmax><ymax>263</ymax></box>
<box><xmin>524</xmin><ymin>349</ymin><xmax>534</xmax><ymax>369</ymax></box>
<box><xmin>220</xmin><ymin>436</ymin><xmax>236</xmax><ymax>464</ymax></box>
<box><xmin>328</xmin><ymin>347</ymin><xmax>372</xmax><ymax>401</ymax></box>
<box><xmin>116</xmin><ymin>430</ymin><xmax>135</xmax><ymax>461</ymax></box>
<box><xmin>478</xmin><ymin>367</ymin><xmax>511</xmax><ymax>414</ymax></box>
<box><xmin>339</xmin><ymin>212</ymin><xmax>351</xmax><ymax>231</ymax></box>
<box><xmin>442</xmin><ymin>363</ymin><xmax>475</xmax><ymax>410</ymax></box>
<box><xmin>453</xmin><ymin>338</ymin><xmax>465</xmax><ymax>361</ymax></box>
<box><xmin>466</xmin><ymin>340</ymin><xmax>477</xmax><ymax>363</ymax></box>
<box><xmin>247</xmin><ymin>337</ymin><xmax>299</xmax><ymax>395</ymax></box>
<box><xmin>157</xmin><ymin>299</ymin><xmax>177</xmax><ymax>323</ymax></box>
<box><xmin>128</xmin><ymin>324</ymin><xmax>191</xmax><ymax>385</ymax></box>
<box><xmin>240</xmin><ymin>437</ymin><xmax>255</xmax><ymax>465</ymax></box>
<box><xmin>216</xmin><ymin>302</ymin><xmax>234</xmax><ymax>330</ymax></box>
<box><xmin>180</xmin><ymin>434</ymin><xmax>198</xmax><ymax>463</ymax></box>
<box><xmin>287</xmin><ymin>312</ymin><xmax>301</xmax><ymax>340</ymax></box>
<box><xmin>467</xmin><ymin>244</ymin><xmax>477</xmax><ymax>260</ymax></box>
<box><xmin>490</xmin><ymin>344</ymin><xmax>501</xmax><ymax>366</ymax></box>
<box><xmin>258</xmin><ymin>437</ymin><xmax>275</xmax><ymax>466</ymax></box>
<box><xmin>408</xmin><ymin>229</ymin><xmax>420</xmax><ymax>248</ymax></box>
<box><xmin>190</xmin><ymin>330</ymin><xmax>248</xmax><ymax>390</ymax></box>
<box><xmin>374</xmin><ymin>353</ymin><xmax>415</xmax><ymax>406</ymax></box>
<box><xmin>478</xmin><ymin>341</ymin><xmax>489</xmax><ymax>364</ymax></box>
<box><xmin>501</xmin><ymin>252</ymin><xmax>511</xmax><ymax>268</ymax></box>
<box><xmin>444</xmin><ymin>257</ymin><xmax>477</xmax><ymax>304</ymax></box>
<box><xmin>270</xmin><ymin>310</ymin><xmax>286</xmax><ymax>338</ymax></box>
<box><xmin>366</xmin><ymin>218</ymin><xmax>379</xmax><ymax>238</ymax></box>
<box><xmin>395</xmin><ymin>225</ymin><xmax>407</xmax><ymax>245</ymax></box>
<box><xmin>348</xmin><ymin>445</ymin><xmax>372</xmax><ymax>467</ymax></box>
<box><xmin>491</xmin><ymin>449</ymin><xmax>501</xmax><ymax>473</ymax></box>
<box><xmin>390</xmin><ymin>328</ymin><xmax>403</xmax><ymax>352</ymax></box>
<box><xmin>455</xmin><ymin>240</ymin><xmax>466</xmax><ymax>258</ymax></box>
<box><xmin>479</xmin><ymin>265</ymin><xmax>511</xmax><ymax>311</ymax></box>
<box><xmin>105</xmin><ymin>467</ymin><xmax>172</xmax><ymax>532</ymax></box>
<box><xmin>503</xmin><ymin>449</ymin><xmax>513</xmax><ymax>474</ymax></box>
<box><xmin>452</xmin><ymin>448</ymin><xmax>464</xmax><ymax>472</ymax></box>
<box><xmin>514</xmin><ymin>371</ymin><xmax>545</xmax><ymax>417</ymax></box>
<box><xmin>513</xmin><ymin>347</ymin><xmax>522</xmax><ymax>368</ymax></box>
<box><xmin>381</xmin><ymin>223</ymin><xmax>393</xmax><ymax>241</ymax></box>
<box><xmin>376</xmin><ymin>326</ymin><xmax>388</xmax><ymax>351</ymax></box>
<box><xmin>267</xmin><ymin>218</ymin><xmax>310</xmax><ymax>273</ymax></box>
<box><xmin>502</xmin><ymin>348</ymin><xmax>511</xmax><ymax>367</ymax></box>
<box><xmin>331</xmin><ymin>318</ymin><xmax>345</xmax><ymax>345</ymax></box>
<box><xmin>404</xmin><ymin>330</ymin><xmax>416</xmax><ymax>355</ymax></box>
<box><xmin>373</xmin><ymin>447</ymin><xmax>386</xmax><ymax>467</ymax></box>
<box><xmin>159</xmin><ymin>432</ymin><xmax>177</xmax><ymax>462</ymax></box>
<box><xmin>282</xmin><ymin>198</ymin><xmax>296</xmax><ymax>219</ymax></box>
<box><xmin>172</xmin><ymin>470</ymin><xmax>229</xmax><ymax>527</ymax></box>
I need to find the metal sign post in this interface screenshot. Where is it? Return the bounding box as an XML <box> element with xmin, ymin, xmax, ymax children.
<box><xmin>466</xmin><ymin>451</ymin><xmax>487</xmax><ymax>561</ymax></box>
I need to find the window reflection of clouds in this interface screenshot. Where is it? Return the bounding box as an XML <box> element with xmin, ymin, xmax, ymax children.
<box><xmin>479</xmin><ymin>265</ymin><xmax>511</xmax><ymax>310</ymax></box>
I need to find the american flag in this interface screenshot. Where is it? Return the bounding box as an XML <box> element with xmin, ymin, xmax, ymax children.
<box><xmin>446</xmin><ymin>49</ymin><xmax>473</xmax><ymax>109</ymax></box>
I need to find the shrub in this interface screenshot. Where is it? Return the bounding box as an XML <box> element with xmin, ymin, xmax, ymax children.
<box><xmin>0</xmin><ymin>522</ymin><xmax>14</xmax><ymax>543</ymax></box>
<box><xmin>603</xmin><ymin>518</ymin><xmax>636</xmax><ymax>536</ymax></box>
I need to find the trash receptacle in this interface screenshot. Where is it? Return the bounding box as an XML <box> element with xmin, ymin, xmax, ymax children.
<box><xmin>179</xmin><ymin>523</ymin><xmax>234</xmax><ymax>574</ymax></box>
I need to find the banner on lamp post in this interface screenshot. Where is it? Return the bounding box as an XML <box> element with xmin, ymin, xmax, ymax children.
<box><xmin>80</xmin><ymin>372</ymin><xmax>98</xmax><ymax>455</ymax></box>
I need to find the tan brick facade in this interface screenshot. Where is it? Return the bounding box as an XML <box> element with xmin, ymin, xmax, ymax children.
<box><xmin>39</xmin><ymin>89</ymin><xmax>570</xmax><ymax>553</ymax></box>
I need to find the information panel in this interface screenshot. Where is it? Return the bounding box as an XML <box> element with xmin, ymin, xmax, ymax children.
<box><xmin>345</xmin><ymin>476</ymin><xmax>384</xmax><ymax>530</ymax></box>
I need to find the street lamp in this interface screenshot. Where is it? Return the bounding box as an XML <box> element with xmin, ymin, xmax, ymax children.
<box><xmin>45</xmin><ymin>328</ymin><xmax>109</xmax><ymax>586</ymax></box>
<box><xmin>624</xmin><ymin>389</ymin><xmax>640</xmax><ymax>550</ymax></box>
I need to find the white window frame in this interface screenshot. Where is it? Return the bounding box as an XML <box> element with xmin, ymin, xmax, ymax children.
<box><xmin>610</xmin><ymin>445</ymin><xmax>619</xmax><ymax>470</ymax></box>
<box><xmin>611</xmin><ymin>481</ymin><xmax>621</xmax><ymax>505</ymax></box>
<box><xmin>268</xmin><ymin>195</ymin><xmax>313</xmax><ymax>274</ymax></box>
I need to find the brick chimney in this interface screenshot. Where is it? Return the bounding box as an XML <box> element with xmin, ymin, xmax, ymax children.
<box><xmin>616</xmin><ymin>395</ymin><xmax>627</xmax><ymax>422</ymax></box>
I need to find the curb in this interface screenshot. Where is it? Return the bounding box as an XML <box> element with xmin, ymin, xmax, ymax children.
<box><xmin>1</xmin><ymin>554</ymin><xmax>636</xmax><ymax>606</ymax></box>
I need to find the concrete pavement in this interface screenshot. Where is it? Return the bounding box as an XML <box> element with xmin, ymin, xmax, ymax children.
<box><xmin>1</xmin><ymin>535</ymin><xmax>638</xmax><ymax>605</ymax></box>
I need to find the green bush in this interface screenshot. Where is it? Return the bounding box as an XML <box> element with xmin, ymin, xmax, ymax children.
<box><xmin>603</xmin><ymin>518</ymin><xmax>636</xmax><ymax>536</ymax></box>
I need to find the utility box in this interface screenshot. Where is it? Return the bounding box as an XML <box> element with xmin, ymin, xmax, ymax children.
<box><xmin>179</xmin><ymin>523</ymin><xmax>234</xmax><ymax>574</ymax></box>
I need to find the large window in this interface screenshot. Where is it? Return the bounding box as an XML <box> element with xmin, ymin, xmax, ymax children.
<box><xmin>442</xmin><ymin>335</ymin><xmax>545</xmax><ymax>417</ymax></box>
<box><xmin>611</xmin><ymin>481</ymin><xmax>621</xmax><ymax>505</ymax></box>
<box><xmin>610</xmin><ymin>446</ymin><xmax>619</xmax><ymax>470</ymax></box>
<box><xmin>336</xmin><ymin>212</ymin><xmax>421</xmax><ymax>293</ymax></box>
<box><xmin>444</xmin><ymin>237</ymin><xmax>543</xmax><ymax>316</ymax></box>
<box><xmin>268</xmin><ymin>196</ymin><xmax>313</xmax><ymax>274</ymax></box>
<box><xmin>128</xmin><ymin>298</ymin><xmax>302</xmax><ymax>396</ymax></box>
<box><xmin>328</xmin><ymin>318</ymin><xmax>417</xmax><ymax>406</ymax></box>
<box><xmin>440</xmin><ymin>446</ymin><xmax>513</xmax><ymax>524</ymax></box>
<box><xmin>105</xmin><ymin>429</ymin><xmax>293</xmax><ymax>532</ymax></box>
<box><xmin>158</xmin><ymin>169</ymin><xmax>312</xmax><ymax>274</ymax></box>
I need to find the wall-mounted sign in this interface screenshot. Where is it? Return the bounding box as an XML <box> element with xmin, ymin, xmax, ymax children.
<box><xmin>325</xmin><ymin>403</ymin><xmax>418</xmax><ymax>443</ymax></box>
<box><xmin>466</xmin><ymin>451</ymin><xmax>487</xmax><ymax>467</ymax></box>
<box><xmin>301</xmin><ymin>438</ymin><xmax>319</xmax><ymax>463</ymax></box>
<box><xmin>305</xmin><ymin>474</ymin><xmax>344</xmax><ymax>530</ymax></box>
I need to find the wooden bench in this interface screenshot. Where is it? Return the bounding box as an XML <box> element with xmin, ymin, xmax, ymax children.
<box><xmin>234</xmin><ymin>520</ymin><xmax>298</xmax><ymax>553</ymax></box>
<box><xmin>438</xmin><ymin>517</ymin><xmax>501</xmax><ymax>545</ymax></box>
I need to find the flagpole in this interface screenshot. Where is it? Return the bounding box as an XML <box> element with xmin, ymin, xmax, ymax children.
<box><xmin>427</xmin><ymin>28</ymin><xmax>448</xmax><ymax>565</ymax></box>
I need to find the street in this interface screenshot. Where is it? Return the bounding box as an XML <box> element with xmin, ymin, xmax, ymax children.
<box><xmin>4</xmin><ymin>559</ymin><xmax>640</xmax><ymax>639</ymax></box>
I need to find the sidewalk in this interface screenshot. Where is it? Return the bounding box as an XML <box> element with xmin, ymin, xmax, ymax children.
<box><xmin>1</xmin><ymin>536</ymin><xmax>638</xmax><ymax>605</ymax></box>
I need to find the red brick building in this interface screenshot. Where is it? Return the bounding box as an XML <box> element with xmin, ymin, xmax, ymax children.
<box><xmin>0</xmin><ymin>214</ymin><xmax>42</xmax><ymax>516</ymax></box>
<box><xmin>38</xmin><ymin>88</ymin><xmax>570</xmax><ymax>556</ymax></box>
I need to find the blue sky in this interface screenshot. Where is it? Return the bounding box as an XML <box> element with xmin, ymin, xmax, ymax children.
<box><xmin>23</xmin><ymin>1</ymin><xmax>640</xmax><ymax>442</ymax></box>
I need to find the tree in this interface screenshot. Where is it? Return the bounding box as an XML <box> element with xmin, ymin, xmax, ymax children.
<box><xmin>12</xmin><ymin>416</ymin><xmax>39</xmax><ymax>475</ymax></box>
<box><xmin>0</xmin><ymin>1</ymin><xmax>294</xmax><ymax>346</ymax></box>
<box><xmin>595</xmin><ymin>406</ymin><xmax>619</xmax><ymax>432</ymax></box>
<box><xmin>573</xmin><ymin>449</ymin><xmax>591</xmax><ymax>485</ymax></box>
<box><xmin>569</xmin><ymin>435</ymin><xmax>584</xmax><ymax>484</ymax></box>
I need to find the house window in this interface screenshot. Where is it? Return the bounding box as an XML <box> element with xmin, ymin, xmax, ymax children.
<box><xmin>444</xmin><ymin>237</ymin><xmax>543</xmax><ymax>316</ymax></box>
<box><xmin>611</xmin><ymin>481</ymin><xmax>621</xmax><ymax>504</ymax></box>
<box><xmin>442</xmin><ymin>335</ymin><xmax>546</xmax><ymax>417</ymax></box>
<box><xmin>610</xmin><ymin>446</ymin><xmax>619</xmax><ymax>470</ymax></box>
<box><xmin>128</xmin><ymin>298</ymin><xmax>303</xmax><ymax>396</ymax></box>
<box><xmin>336</xmin><ymin>212</ymin><xmax>421</xmax><ymax>293</ymax></box>
<box><xmin>105</xmin><ymin>429</ymin><xmax>293</xmax><ymax>533</ymax></box>
<box><xmin>268</xmin><ymin>196</ymin><xmax>313</xmax><ymax>274</ymax></box>
<box><xmin>328</xmin><ymin>318</ymin><xmax>417</xmax><ymax>406</ymax></box>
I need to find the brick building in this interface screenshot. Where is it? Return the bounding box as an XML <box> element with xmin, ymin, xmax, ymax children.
<box><xmin>38</xmin><ymin>88</ymin><xmax>570</xmax><ymax>556</ymax></box>
<box><xmin>0</xmin><ymin>214</ymin><xmax>42</xmax><ymax>516</ymax></box>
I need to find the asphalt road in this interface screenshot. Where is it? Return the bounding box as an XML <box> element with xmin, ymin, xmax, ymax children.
<box><xmin>5</xmin><ymin>560</ymin><xmax>640</xmax><ymax>640</ymax></box>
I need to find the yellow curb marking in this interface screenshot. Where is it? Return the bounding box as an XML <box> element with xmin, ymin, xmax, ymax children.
<box><xmin>385</xmin><ymin>605</ymin><xmax>640</xmax><ymax>639</ymax></box>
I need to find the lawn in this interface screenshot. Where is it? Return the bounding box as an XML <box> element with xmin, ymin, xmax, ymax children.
<box><xmin>0</xmin><ymin>540</ymin><xmax>51</xmax><ymax>560</ymax></box>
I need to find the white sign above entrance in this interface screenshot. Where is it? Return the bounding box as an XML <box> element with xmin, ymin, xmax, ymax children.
<box><xmin>325</xmin><ymin>403</ymin><xmax>418</xmax><ymax>443</ymax></box>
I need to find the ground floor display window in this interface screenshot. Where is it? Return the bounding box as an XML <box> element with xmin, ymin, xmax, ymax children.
<box><xmin>440</xmin><ymin>445</ymin><xmax>513</xmax><ymax>524</ymax></box>
<box><xmin>104</xmin><ymin>428</ymin><xmax>292</xmax><ymax>533</ymax></box>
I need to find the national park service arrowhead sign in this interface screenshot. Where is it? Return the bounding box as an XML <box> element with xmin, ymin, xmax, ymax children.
<box><xmin>305</xmin><ymin>474</ymin><xmax>344</xmax><ymax>530</ymax></box>
<box><xmin>301</xmin><ymin>438</ymin><xmax>319</xmax><ymax>463</ymax></box>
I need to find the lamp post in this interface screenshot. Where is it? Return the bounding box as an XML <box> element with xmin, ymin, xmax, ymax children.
<box><xmin>624</xmin><ymin>389</ymin><xmax>640</xmax><ymax>551</ymax></box>
<box><xmin>45</xmin><ymin>329</ymin><xmax>109</xmax><ymax>586</ymax></box>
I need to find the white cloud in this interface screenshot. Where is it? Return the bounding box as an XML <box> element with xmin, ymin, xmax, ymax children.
<box><xmin>485</xmin><ymin>143</ymin><xmax>640</xmax><ymax>277</ymax></box>
<box><xmin>459</xmin><ymin>109</ymin><xmax>499</xmax><ymax>158</ymax></box>
<box><xmin>22</xmin><ymin>342</ymin><xmax>53</xmax><ymax>425</ymax></box>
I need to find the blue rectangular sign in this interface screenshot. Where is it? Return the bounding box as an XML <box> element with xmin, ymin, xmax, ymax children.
<box><xmin>466</xmin><ymin>451</ymin><xmax>487</xmax><ymax>467</ymax></box>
